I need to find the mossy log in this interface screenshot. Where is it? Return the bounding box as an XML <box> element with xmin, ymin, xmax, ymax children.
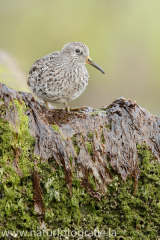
<box><xmin>0</xmin><ymin>83</ymin><xmax>160</xmax><ymax>239</ymax></box>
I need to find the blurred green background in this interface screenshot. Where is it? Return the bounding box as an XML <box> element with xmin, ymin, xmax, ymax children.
<box><xmin>0</xmin><ymin>0</ymin><xmax>160</xmax><ymax>115</ymax></box>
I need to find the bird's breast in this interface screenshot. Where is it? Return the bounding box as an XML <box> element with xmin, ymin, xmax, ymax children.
<box><xmin>60</xmin><ymin>65</ymin><xmax>89</xmax><ymax>84</ymax></box>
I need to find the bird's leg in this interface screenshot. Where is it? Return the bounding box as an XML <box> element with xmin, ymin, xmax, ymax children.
<box><xmin>44</xmin><ymin>101</ymin><xmax>50</xmax><ymax>110</ymax></box>
<box><xmin>63</xmin><ymin>102</ymin><xmax>70</xmax><ymax>112</ymax></box>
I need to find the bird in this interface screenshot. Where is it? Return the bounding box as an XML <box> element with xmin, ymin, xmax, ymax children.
<box><xmin>27</xmin><ymin>42</ymin><xmax>105</xmax><ymax>112</ymax></box>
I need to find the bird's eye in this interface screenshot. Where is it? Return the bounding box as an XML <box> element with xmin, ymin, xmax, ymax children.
<box><xmin>75</xmin><ymin>49</ymin><xmax>81</xmax><ymax>54</ymax></box>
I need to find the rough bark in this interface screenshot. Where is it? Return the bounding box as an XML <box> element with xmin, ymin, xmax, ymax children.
<box><xmin>0</xmin><ymin>83</ymin><xmax>160</xmax><ymax>239</ymax></box>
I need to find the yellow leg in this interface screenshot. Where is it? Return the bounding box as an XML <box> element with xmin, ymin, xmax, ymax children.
<box><xmin>70</xmin><ymin>107</ymin><xmax>81</xmax><ymax>111</ymax></box>
<box><xmin>44</xmin><ymin>101</ymin><xmax>50</xmax><ymax>110</ymax></box>
<box><xmin>63</xmin><ymin>102</ymin><xmax>70</xmax><ymax>112</ymax></box>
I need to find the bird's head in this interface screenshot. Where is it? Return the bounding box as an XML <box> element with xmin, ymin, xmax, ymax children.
<box><xmin>61</xmin><ymin>42</ymin><xmax>105</xmax><ymax>74</ymax></box>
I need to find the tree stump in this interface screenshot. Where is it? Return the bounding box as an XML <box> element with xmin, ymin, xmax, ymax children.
<box><xmin>0</xmin><ymin>83</ymin><xmax>160</xmax><ymax>239</ymax></box>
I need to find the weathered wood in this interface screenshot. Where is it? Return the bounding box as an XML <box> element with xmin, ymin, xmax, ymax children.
<box><xmin>1</xmin><ymin>83</ymin><xmax>160</xmax><ymax>199</ymax></box>
<box><xmin>0</xmin><ymin>83</ymin><xmax>160</xmax><ymax>238</ymax></box>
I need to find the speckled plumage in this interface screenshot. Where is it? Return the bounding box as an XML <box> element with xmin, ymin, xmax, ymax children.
<box><xmin>27</xmin><ymin>42</ymin><xmax>105</xmax><ymax>109</ymax></box>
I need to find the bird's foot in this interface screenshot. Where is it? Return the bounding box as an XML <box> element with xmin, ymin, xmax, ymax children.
<box><xmin>63</xmin><ymin>103</ymin><xmax>83</xmax><ymax>113</ymax></box>
<box><xmin>70</xmin><ymin>107</ymin><xmax>81</xmax><ymax>111</ymax></box>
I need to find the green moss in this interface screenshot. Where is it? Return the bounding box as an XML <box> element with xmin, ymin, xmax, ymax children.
<box><xmin>0</xmin><ymin>99</ymin><xmax>39</xmax><ymax>237</ymax></box>
<box><xmin>71</xmin><ymin>135</ymin><xmax>80</xmax><ymax>155</ymax></box>
<box><xmin>0</xmin><ymin>99</ymin><xmax>5</xmax><ymax>119</ymax></box>
<box><xmin>86</xmin><ymin>141</ymin><xmax>93</xmax><ymax>157</ymax></box>
<box><xmin>86</xmin><ymin>132</ymin><xmax>93</xmax><ymax>158</ymax></box>
<box><xmin>39</xmin><ymin>162</ymin><xmax>84</xmax><ymax>228</ymax></box>
<box><xmin>69</xmin><ymin>155</ymin><xmax>73</xmax><ymax>165</ymax></box>
<box><xmin>105</xmin><ymin>122</ymin><xmax>112</xmax><ymax>130</ymax></box>
<box><xmin>89</xmin><ymin>110</ymin><xmax>106</xmax><ymax>115</ymax></box>
<box><xmin>88</xmin><ymin>174</ymin><xmax>97</xmax><ymax>192</ymax></box>
<box><xmin>88</xmin><ymin>132</ymin><xmax>93</xmax><ymax>139</ymax></box>
<box><xmin>0</xmin><ymin>98</ymin><xmax>159</xmax><ymax>239</ymax></box>
<box><xmin>101</xmin><ymin>129</ymin><xmax>105</xmax><ymax>144</ymax></box>
<box><xmin>52</xmin><ymin>124</ymin><xmax>60</xmax><ymax>134</ymax></box>
<box><xmin>41</xmin><ymin>143</ymin><xmax>159</xmax><ymax>239</ymax></box>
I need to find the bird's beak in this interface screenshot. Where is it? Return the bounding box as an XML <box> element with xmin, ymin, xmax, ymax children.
<box><xmin>86</xmin><ymin>56</ymin><xmax>105</xmax><ymax>74</ymax></box>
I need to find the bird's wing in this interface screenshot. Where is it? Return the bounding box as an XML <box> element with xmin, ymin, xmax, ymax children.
<box><xmin>28</xmin><ymin>51</ymin><xmax>60</xmax><ymax>76</ymax></box>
